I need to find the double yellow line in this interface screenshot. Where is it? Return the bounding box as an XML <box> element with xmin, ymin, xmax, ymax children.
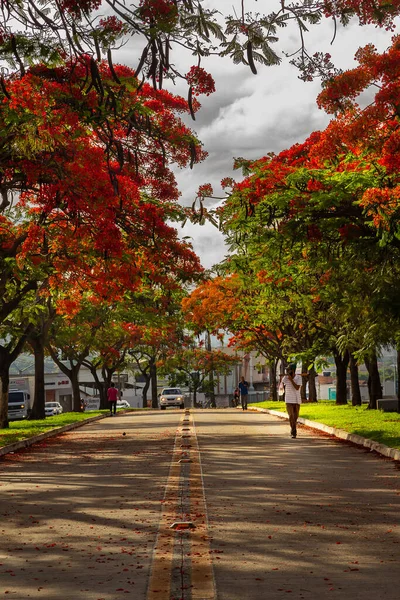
<box><xmin>147</xmin><ymin>411</ymin><xmax>215</xmax><ymax>600</ymax></box>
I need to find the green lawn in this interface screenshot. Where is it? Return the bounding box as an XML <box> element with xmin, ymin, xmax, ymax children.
<box><xmin>253</xmin><ymin>400</ymin><xmax>400</xmax><ymax>450</ymax></box>
<box><xmin>0</xmin><ymin>409</ymin><xmax>139</xmax><ymax>448</ymax></box>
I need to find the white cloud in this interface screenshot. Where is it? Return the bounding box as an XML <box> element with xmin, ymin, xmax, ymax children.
<box><xmin>180</xmin><ymin>218</ymin><xmax>227</xmax><ymax>270</ymax></box>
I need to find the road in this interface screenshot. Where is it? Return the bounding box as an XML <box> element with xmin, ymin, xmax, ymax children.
<box><xmin>0</xmin><ymin>409</ymin><xmax>399</xmax><ymax>599</ymax></box>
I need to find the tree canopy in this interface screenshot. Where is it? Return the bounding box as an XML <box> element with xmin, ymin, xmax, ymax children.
<box><xmin>2</xmin><ymin>1</ymin><xmax>400</xmax><ymax>423</ymax></box>
<box><xmin>184</xmin><ymin>36</ymin><xmax>400</xmax><ymax>406</ymax></box>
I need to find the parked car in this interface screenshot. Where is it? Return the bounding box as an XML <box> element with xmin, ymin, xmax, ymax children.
<box><xmin>45</xmin><ymin>402</ymin><xmax>63</xmax><ymax>416</ymax></box>
<box><xmin>116</xmin><ymin>400</ymin><xmax>131</xmax><ymax>409</ymax></box>
<box><xmin>159</xmin><ymin>388</ymin><xmax>185</xmax><ymax>410</ymax></box>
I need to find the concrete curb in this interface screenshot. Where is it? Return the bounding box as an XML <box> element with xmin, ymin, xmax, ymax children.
<box><xmin>249</xmin><ymin>406</ymin><xmax>400</xmax><ymax>462</ymax></box>
<box><xmin>0</xmin><ymin>414</ymin><xmax>108</xmax><ymax>458</ymax></box>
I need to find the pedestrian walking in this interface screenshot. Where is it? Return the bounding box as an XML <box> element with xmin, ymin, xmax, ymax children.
<box><xmin>238</xmin><ymin>376</ymin><xmax>249</xmax><ymax>411</ymax></box>
<box><xmin>281</xmin><ymin>364</ymin><xmax>302</xmax><ymax>438</ymax></box>
<box><xmin>107</xmin><ymin>382</ymin><xmax>118</xmax><ymax>415</ymax></box>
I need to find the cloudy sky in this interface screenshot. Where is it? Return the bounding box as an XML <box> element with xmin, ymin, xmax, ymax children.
<box><xmin>117</xmin><ymin>2</ymin><xmax>398</xmax><ymax>269</ymax></box>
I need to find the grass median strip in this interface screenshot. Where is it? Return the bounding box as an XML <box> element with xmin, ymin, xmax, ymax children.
<box><xmin>0</xmin><ymin>409</ymin><xmax>142</xmax><ymax>448</ymax></box>
<box><xmin>254</xmin><ymin>400</ymin><xmax>400</xmax><ymax>450</ymax></box>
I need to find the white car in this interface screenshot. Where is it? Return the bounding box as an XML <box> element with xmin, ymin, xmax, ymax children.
<box><xmin>159</xmin><ymin>388</ymin><xmax>185</xmax><ymax>410</ymax></box>
<box><xmin>45</xmin><ymin>402</ymin><xmax>63</xmax><ymax>416</ymax></box>
<box><xmin>116</xmin><ymin>400</ymin><xmax>131</xmax><ymax>409</ymax></box>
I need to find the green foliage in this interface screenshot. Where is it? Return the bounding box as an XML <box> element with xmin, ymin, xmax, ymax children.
<box><xmin>216</xmin><ymin>136</ymin><xmax>400</xmax><ymax>367</ymax></box>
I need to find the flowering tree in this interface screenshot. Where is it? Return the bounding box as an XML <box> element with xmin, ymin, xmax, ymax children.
<box><xmin>232</xmin><ymin>35</ymin><xmax>400</xmax><ymax>319</ymax></box>
<box><xmin>0</xmin><ymin>59</ymin><xmax>204</xmax><ymax>427</ymax></box>
<box><xmin>181</xmin><ymin>272</ymin><xmax>327</xmax><ymax>401</ymax></box>
<box><xmin>189</xmin><ymin>37</ymin><xmax>400</xmax><ymax>407</ymax></box>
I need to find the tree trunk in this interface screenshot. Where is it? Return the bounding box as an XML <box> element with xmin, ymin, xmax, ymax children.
<box><xmin>68</xmin><ymin>366</ymin><xmax>83</xmax><ymax>411</ymax></box>
<box><xmin>269</xmin><ymin>362</ymin><xmax>278</xmax><ymax>401</ymax></box>
<box><xmin>308</xmin><ymin>365</ymin><xmax>318</xmax><ymax>402</ymax></box>
<box><xmin>29</xmin><ymin>336</ymin><xmax>46</xmax><ymax>419</ymax></box>
<box><xmin>98</xmin><ymin>381</ymin><xmax>107</xmax><ymax>409</ymax></box>
<box><xmin>349</xmin><ymin>354</ymin><xmax>362</xmax><ymax>406</ymax></box>
<box><xmin>334</xmin><ymin>349</ymin><xmax>350</xmax><ymax>405</ymax></box>
<box><xmin>300</xmin><ymin>362</ymin><xmax>310</xmax><ymax>402</ymax></box>
<box><xmin>82</xmin><ymin>361</ymin><xmax>106</xmax><ymax>408</ymax></box>
<box><xmin>92</xmin><ymin>370</ymin><xmax>106</xmax><ymax>408</ymax></box>
<box><xmin>129</xmin><ymin>353</ymin><xmax>151</xmax><ymax>408</ymax></box>
<box><xmin>102</xmin><ymin>367</ymin><xmax>114</xmax><ymax>410</ymax></box>
<box><xmin>0</xmin><ymin>333</ymin><xmax>31</xmax><ymax>428</ymax></box>
<box><xmin>142</xmin><ymin>374</ymin><xmax>151</xmax><ymax>408</ymax></box>
<box><xmin>397</xmin><ymin>348</ymin><xmax>400</xmax><ymax>412</ymax></box>
<box><xmin>0</xmin><ymin>364</ymin><xmax>10</xmax><ymax>429</ymax></box>
<box><xmin>300</xmin><ymin>365</ymin><xmax>309</xmax><ymax>403</ymax></box>
<box><xmin>364</xmin><ymin>353</ymin><xmax>382</xmax><ymax>410</ymax></box>
<box><xmin>191</xmin><ymin>371</ymin><xmax>201</xmax><ymax>408</ymax></box>
<box><xmin>47</xmin><ymin>346</ymin><xmax>87</xmax><ymax>411</ymax></box>
<box><xmin>28</xmin><ymin>308</ymin><xmax>54</xmax><ymax>419</ymax></box>
<box><xmin>150</xmin><ymin>357</ymin><xmax>158</xmax><ymax>409</ymax></box>
<box><xmin>300</xmin><ymin>373</ymin><xmax>308</xmax><ymax>401</ymax></box>
<box><xmin>70</xmin><ymin>369</ymin><xmax>82</xmax><ymax>411</ymax></box>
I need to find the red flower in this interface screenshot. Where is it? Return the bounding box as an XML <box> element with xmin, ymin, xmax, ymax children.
<box><xmin>59</xmin><ymin>0</ymin><xmax>101</xmax><ymax>17</ymax></box>
<box><xmin>186</xmin><ymin>66</ymin><xmax>216</xmax><ymax>97</ymax></box>
<box><xmin>197</xmin><ymin>183</ymin><xmax>213</xmax><ymax>197</ymax></box>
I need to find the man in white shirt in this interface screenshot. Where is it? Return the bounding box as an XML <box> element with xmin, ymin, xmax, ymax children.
<box><xmin>281</xmin><ymin>364</ymin><xmax>303</xmax><ymax>439</ymax></box>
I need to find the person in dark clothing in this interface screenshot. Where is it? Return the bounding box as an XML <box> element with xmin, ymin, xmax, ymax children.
<box><xmin>238</xmin><ymin>376</ymin><xmax>249</xmax><ymax>410</ymax></box>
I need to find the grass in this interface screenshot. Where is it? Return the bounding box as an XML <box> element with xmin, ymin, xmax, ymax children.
<box><xmin>253</xmin><ymin>400</ymin><xmax>400</xmax><ymax>450</ymax></box>
<box><xmin>0</xmin><ymin>408</ymin><xmax>141</xmax><ymax>448</ymax></box>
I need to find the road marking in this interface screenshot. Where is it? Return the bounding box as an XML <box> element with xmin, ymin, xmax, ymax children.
<box><xmin>187</xmin><ymin>419</ymin><xmax>215</xmax><ymax>600</ymax></box>
<box><xmin>146</xmin><ymin>412</ymin><xmax>215</xmax><ymax>600</ymax></box>
<box><xmin>146</xmin><ymin>452</ymin><xmax>181</xmax><ymax>600</ymax></box>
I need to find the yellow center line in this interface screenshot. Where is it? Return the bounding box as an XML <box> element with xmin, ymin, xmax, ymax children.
<box><xmin>146</xmin><ymin>412</ymin><xmax>216</xmax><ymax>600</ymax></box>
<box><xmin>188</xmin><ymin>419</ymin><xmax>216</xmax><ymax>600</ymax></box>
<box><xmin>146</xmin><ymin>427</ymin><xmax>183</xmax><ymax>600</ymax></box>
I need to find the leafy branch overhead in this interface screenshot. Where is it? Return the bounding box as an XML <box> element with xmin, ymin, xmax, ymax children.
<box><xmin>0</xmin><ymin>1</ymin><xmax>398</xmax><ymax>96</ymax></box>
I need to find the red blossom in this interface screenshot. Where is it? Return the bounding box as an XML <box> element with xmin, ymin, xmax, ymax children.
<box><xmin>221</xmin><ymin>177</ymin><xmax>235</xmax><ymax>189</ymax></box>
<box><xmin>59</xmin><ymin>0</ymin><xmax>102</xmax><ymax>18</ymax></box>
<box><xmin>197</xmin><ymin>183</ymin><xmax>213</xmax><ymax>197</ymax></box>
<box><xmin>323</xmin><ymin>0</ymin><xmax>400</xmax><ymax>29</ymax></box>
<box><xmin>307</xmin><ymin>179</ymin><xmax>324</xmax><ymax>192</ymax></box>
<box><xmin>98</xmin><ymin>16</ymin><xmax>125</xmax><ymax>34</ymax></box>
<box><xmin>307</xmin><ymin>224</ymin><xmax>323</xmax><ymax>241</ymax></box>
<box><xmin>186</xmin><ymin>66</ymin><xmax>215</xmax><ymax>97</ymax></box>
<box><xmin>139</xmin><ymin>0</ymin><xmax>177</xmax><ymax>24</ymax></box>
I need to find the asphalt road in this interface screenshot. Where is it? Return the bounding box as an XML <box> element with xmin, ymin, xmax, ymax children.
<box><xmin>0</xmin><ymin>409</ymin><xmax>399</xmax><ymax>600</ymax></box>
